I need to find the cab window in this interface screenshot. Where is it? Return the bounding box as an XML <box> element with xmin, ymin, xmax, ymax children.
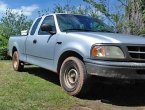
<box><xmin>30</xmin><ymin>17</ymin><xmax>41</xmax><ymax>35</ymax></box>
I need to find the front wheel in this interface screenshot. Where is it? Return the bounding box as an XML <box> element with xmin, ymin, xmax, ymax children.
<box><xmin>60</xmin><ymin>57</ymin><xmax>90</xmax><ymax>96</ymax></box>
<box><xmin>12</xmin><ymin>51</ymin><xmax>24</xmax><ymax>71</ymax></box>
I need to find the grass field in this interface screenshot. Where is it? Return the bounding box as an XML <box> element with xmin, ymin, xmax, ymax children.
<box><xmin>0</xmin><ymin>61</ymin><xmax>85</xmax><ymax>110</ymax></box>
<box><xmin>1</xmin><ymin>60</ymin><xmax>145</xmax><ymax>110</ymax></box>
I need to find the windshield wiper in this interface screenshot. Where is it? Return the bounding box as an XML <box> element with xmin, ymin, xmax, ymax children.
<box><xmin>63</xmin><ymin>29</ymin><xmax>94</xmax><ymax>32</ymax></box>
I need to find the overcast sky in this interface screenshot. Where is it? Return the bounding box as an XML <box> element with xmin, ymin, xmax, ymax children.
<box><xmin>0</xmin><ymin>0</ymin><xmax>120</xmax><ymax>20</ymax></box>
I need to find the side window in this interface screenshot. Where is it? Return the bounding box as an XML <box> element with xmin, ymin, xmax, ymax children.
<box><xmin>38</xmin><ymin>16</ymin><xmax>56</xmax><ymax>35</ymax></box>
<box><xmin>30</xmin><ymin>18</ymin><xmax>41</xmax><ymax>35</ymax></box>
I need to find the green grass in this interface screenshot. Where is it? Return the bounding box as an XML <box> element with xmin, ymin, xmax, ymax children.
<box><xmin>1</xmin><ymin>61</ymin><xmax>144</xmax><ymax>110</ymax></box>
<box><xmin>0</xmin><ymin>61</ymin><xmax>86</xmax><ymax>110</ymax></box>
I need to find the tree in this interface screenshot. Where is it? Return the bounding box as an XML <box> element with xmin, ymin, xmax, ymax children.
<box><xmin>38</xmin><ymin>2</ymin><xmax>100</xmax><ymax>19</ymax></box>
<box><xmin>0</xmin><ymin>9</ymin><xmax>32</xmax><ymax>60</ymax></box>
<box><xmin>118</xmin><ymin>0</ymin><xmax>145</xmax><ymax>35</ymax></box>
<box><xmin>84</xmin><ymin>0</ymin><xmax>110</xmax><ymax>17</ymax></box>
<box><xmin>83</xmin><ymin>0</ymin><xmax>124</xmax><ymax>33</ymax></box>
<box><xmin>38</xmin><ymin>8</ymin><xmax>49</xmax><ymax>17</ymax></box>
<box><xmin>0</xmin><ymin>9</ymin><xmax>32</xmax><ymax>39</ymax></box>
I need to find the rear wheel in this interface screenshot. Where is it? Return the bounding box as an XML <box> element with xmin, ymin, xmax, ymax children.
<box><xmin>60</xmin><ymin>57</ymin><xmax>90</xmax><ymax>96</ymax></box>
<box><xmin>12</xmin><ymin>51</ymin><xmax>24</xmax><ymax>71</ymax></box>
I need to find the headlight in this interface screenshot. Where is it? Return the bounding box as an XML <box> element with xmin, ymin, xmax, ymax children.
<box><xmin>91</xmin><ymin>45</ymin><xmax>125</xmax><ymax>59</ymax></box>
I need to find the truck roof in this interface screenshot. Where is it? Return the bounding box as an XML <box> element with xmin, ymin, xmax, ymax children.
<box><xmin>39</xmin><ymin>13</ymin><xmax>84</xmax><ymax>18</ymax></box>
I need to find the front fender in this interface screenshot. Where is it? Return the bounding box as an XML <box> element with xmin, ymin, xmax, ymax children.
<box><xmin>54</xmin><ymin>41</ymin><xmax>91</xmax><ymax>71</ymax></box>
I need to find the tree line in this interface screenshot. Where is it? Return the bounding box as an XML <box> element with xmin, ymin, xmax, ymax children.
<box><xmin>0</xmin><ymin>0</ymin><xmax>145</xmax><ymax>59</ymax></box>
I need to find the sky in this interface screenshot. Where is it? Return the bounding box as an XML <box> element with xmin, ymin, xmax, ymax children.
<box><xmin>0</xmin><ymin>0</ymin><xmax>120</xmax><ymax>20</ymax></box>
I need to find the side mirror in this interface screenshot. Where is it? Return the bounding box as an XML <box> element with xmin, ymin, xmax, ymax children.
<box><xmin>21</xmin><ymin>30</ymin><xmax>28</xmax><ymax>36</ymax></box>
<box><xmin>41</xmin><ymin>24</ymin><xmax>56</xmax><ymax>35</ymax></box>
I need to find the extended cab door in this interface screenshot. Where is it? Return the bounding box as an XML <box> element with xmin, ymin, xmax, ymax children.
<box><xmin>26</xmin><ymin>15</ymin><xmax>57</xmax><ymax>70</ymax></box>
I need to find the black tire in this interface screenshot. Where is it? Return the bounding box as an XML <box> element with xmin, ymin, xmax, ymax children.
<box><xmin>60</xmin><ymin>57</ymin><xmax>90</xmax><ymax>96</ymax></box>
<box><xmin>12</xmin><ymin>51</ymin><xmax>24</xmax><ymax>71</ymax></box>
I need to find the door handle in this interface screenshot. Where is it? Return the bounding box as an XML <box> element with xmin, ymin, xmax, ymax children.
<box><xmin>33</xmin><ymin>39</ymin><xmax>37</xmax><ymax>44</ymax></box>
<box><xmin>56</xmin><ymin>42</ymin><xmax>62</xmax><ymax>45</ymax></box>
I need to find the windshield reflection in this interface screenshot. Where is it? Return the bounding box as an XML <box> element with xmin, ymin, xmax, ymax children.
<box><xmin>56</xmin><ymin>14</ymin><xmax>113</xmax><ymax>33</ymax></box>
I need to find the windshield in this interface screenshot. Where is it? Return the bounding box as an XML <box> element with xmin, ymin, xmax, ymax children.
<box><xmin>56</xmin><ymin>14</ymin><xmax>113</xmax><ymax>32</ymax></box>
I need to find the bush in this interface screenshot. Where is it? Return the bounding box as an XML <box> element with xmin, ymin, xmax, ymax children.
<box><xmin>138</xmin><ymin>28</ymin><xmax>145</xmax><ymax>36</ymax></box>
<box><xmin>0</xmin><ymin>35</ymin><xmax>10</xmax><ymax>60</ymax></box>
<box><xmin>0</xmin><ymin>46</ymin><xmax>10</xmax><ymax>60</ymax></box>
<box><xmin>0</xmin><ymin>37</ymin><xmax>7</xmax><ymax>46</ymax></box>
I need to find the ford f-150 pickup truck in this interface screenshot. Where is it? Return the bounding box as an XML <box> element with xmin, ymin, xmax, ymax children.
<box><xmin>8</xmin><ymin>13</ymin><xmax>145</xmax><ymax>96</ymax></box>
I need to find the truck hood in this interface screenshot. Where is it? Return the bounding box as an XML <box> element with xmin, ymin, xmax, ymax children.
<box><xmin>69</xmin><ymin>32</ymin><xmax>145</xmax><ymax>44</ymax></box>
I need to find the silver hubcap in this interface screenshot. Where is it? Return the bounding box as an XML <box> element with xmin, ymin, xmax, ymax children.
<box><xmin>64</xmin><ymin>69</ymin><xmax>79</xmax><ymax>89</ymax></box>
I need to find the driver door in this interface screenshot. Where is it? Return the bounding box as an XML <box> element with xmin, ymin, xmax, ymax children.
<box><xmin>26</xmin><ymin>15</ymin><xmax>57</xmax><ymax>69</ymax></box>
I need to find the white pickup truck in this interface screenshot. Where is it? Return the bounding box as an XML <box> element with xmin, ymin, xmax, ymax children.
<box><xmin>8</xmin><ymin>13</ymin><xmax>145</xmax><ymax>96</ymax></box>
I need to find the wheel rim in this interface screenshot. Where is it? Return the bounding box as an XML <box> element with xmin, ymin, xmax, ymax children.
<box><xmin>13</xmin><ymin>53</ymin><xmax>18</xmax><ymax>69</ymax></box>
<box><xmin>64</xmin><ymin>68</ymin><xmax>79</xmax><ymax>89</ymax></box>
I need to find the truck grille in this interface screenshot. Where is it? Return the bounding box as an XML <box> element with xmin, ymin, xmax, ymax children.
<box><xmin>127</xmin><ymin>46</ymin><xmax>145</xmax><ymax>60</ymax></box>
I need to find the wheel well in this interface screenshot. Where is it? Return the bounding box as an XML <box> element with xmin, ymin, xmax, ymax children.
<box><xmin>12</xmin><ymin>47</ymin><xmax>17</xmax><ymax>55</ymax></box>
<box><xmin>57</xmin><ymin>51</ymin><xmax>83</xmax><ymax>74</ymax></box>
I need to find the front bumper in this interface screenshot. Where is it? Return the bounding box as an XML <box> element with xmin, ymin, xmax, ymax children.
<box><xmin>85</xmin><ymin>59</ymin><xmax>145</xmax><ymax>79</ymax></box>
